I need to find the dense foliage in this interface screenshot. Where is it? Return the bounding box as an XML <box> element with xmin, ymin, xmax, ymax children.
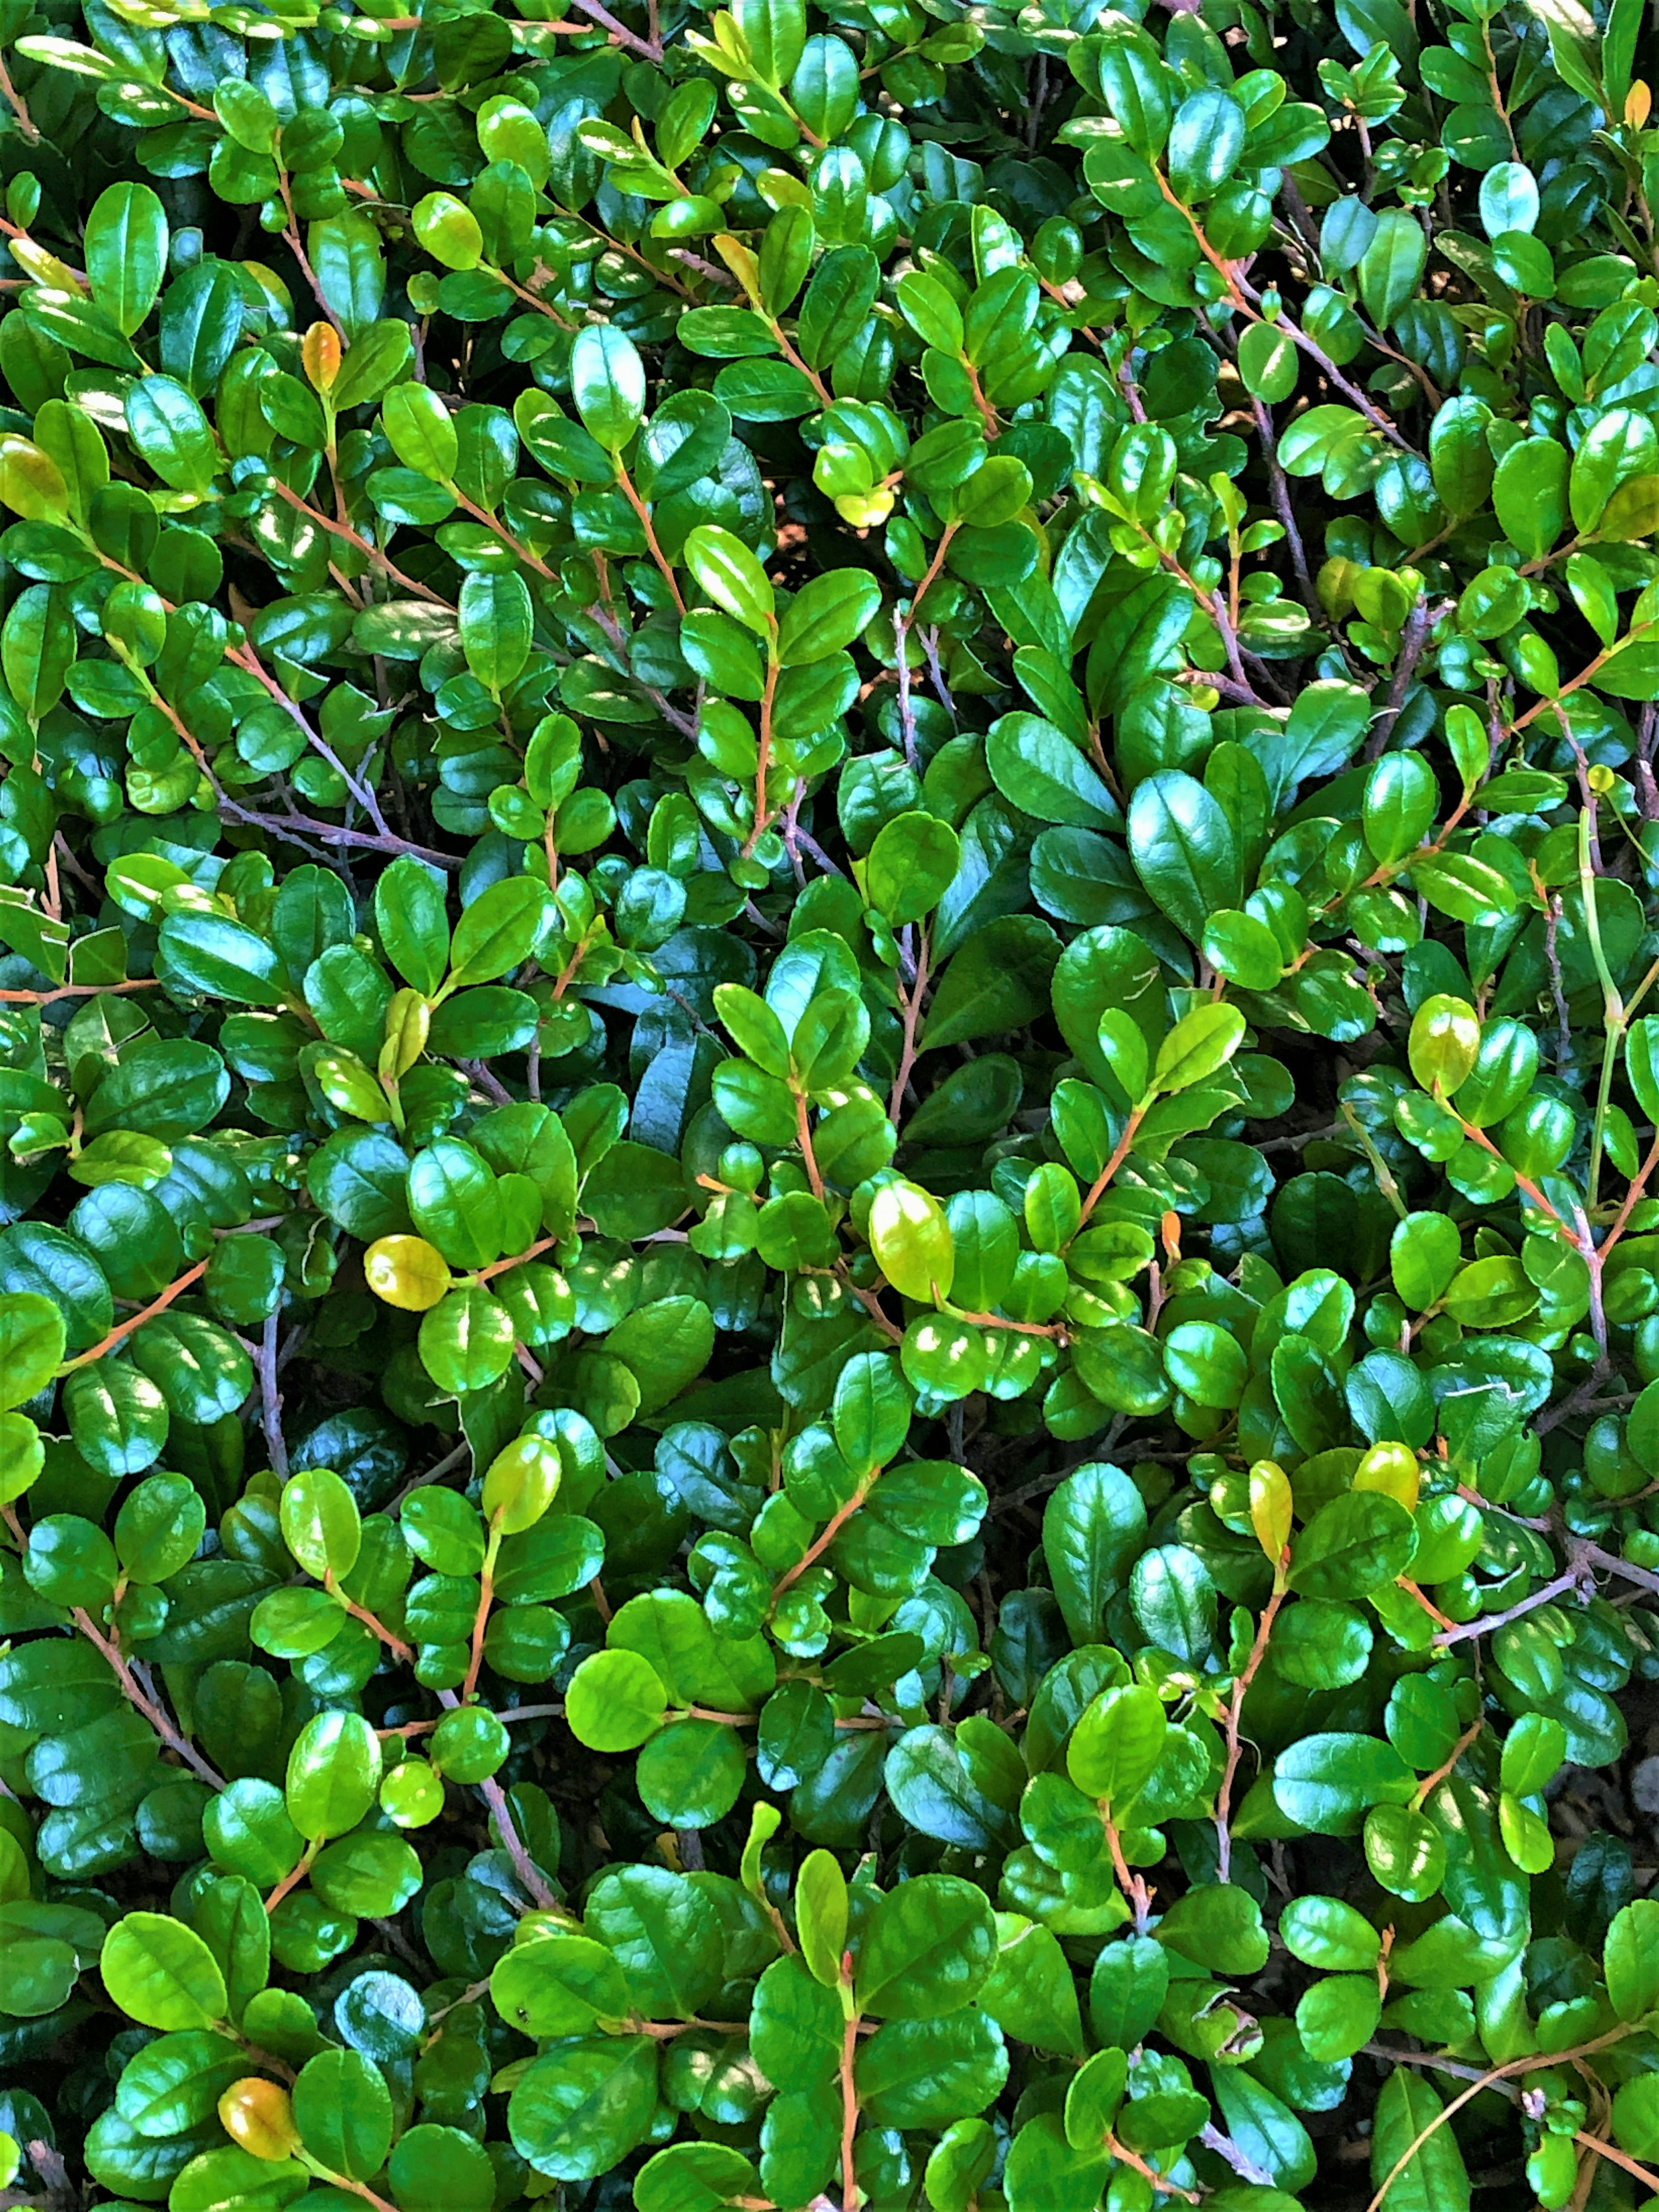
<box><xmin>0</xmin><ymin>0</ymin><xmax>1657</xmax><ymax>2204</ymax></box>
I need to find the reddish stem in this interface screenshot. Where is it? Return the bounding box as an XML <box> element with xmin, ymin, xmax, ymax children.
<box><xmin>1214</xmin><ymin>1573</ymin><xmax>1285</xmax><ymax>1882</ymax></box>
<box><xmin>60</xmin><ymin>1259</ymin><xmax>210</xmax><ymax>1371</ymax></box>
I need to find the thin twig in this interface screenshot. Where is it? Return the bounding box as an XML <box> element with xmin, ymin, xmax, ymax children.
<box><xmin>70</xmin><ymin>1604</ymin><xmax>225</xmax><ymax>1789</ymax></box>
<box><xmin>258</xmin><ymin>1311</ymin><xmax>288</xmax><ymax>1479</ymax></box>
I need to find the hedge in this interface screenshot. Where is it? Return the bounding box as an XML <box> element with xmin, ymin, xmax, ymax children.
<box><xmin>0</xmin><ymin>0</ymin><xmax>1656</xmax><ymax>2207</ymax></box>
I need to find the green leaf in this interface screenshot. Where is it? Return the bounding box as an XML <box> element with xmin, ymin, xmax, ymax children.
<box><xmin>279</xmin><ymin>1467</ymin><xmax>361</xmax><ymax>1582</ymax></box>
<box><xmin>413</xmin><ymin>191</ymin><xmax>484</xmax><ymax>271</ymax></box>
<box><xmin>101</xmin><ymin>1913</ymin><xmax>228</xmax><ymax>2032</ymax></box>
<box><xmin>1358</xmin><ymin>211</ymin><xmax>1427</xmax><ymax>329</ymax></box>
<box><xmin>1370</xmin><ymin>2069</ymin><xmax>1471</xmax><ymax>2212</ymax></box>
<box><xmin>449</xmin><ymin>877</ymin><xmax>551</xmax><ymax>986</ymax></box>
<box><xmin>778</xmin><ymin>570</ymin><xmax>881</xmax><ymax>665</ymax></box>
<box><xmin>507</xmin><ymin>2038</ymin><xmax>658</xmax><ymax>2181</ymax></box>
<box><xmin>0</xmin><ymin>1293</ymin><xmax>66</xmax><ymax>1409</ymax></box>
<box><xmin>292</xmin><ymin>2048</ymin><xmax>393</xmax><ymax>2181</ymax></box>
<box><xmin>569</xmin><ymin>325</ymin><xmax>646</xmax><ymax>453</ymax></box>
<box><xmin>459</xmin><ymin>570</ymin><xmax>534</xmax><ymax>693</ymax></box>
<box><xmin>387</xmin><ymin>2128</ymin><xmax>495</xmax><ymax>2212</ymax></box>
<box><xmin>84</xmin><ymin>183</ymin><xmax>168</xmax><ymax>337</ymax></box>
<box><xmin>987</xmin><ymin>714</ymin><xmax>1119</xmax><ymax>831</ymax></box>
<box><xmin>1127</xmin><ymin>772</ymin><xmax>1241</xmax><ymax>942</ymax></box>
<box><xmin>1066</xmin><ymin>1684</ymin><xmax>1166</xmax><ymax>1808</ymax></box>
<box><xmin>795</xmin><ymin>1849</ymin><xmax>848</xmax><ymax>1989</ymax></box>
<box><xmin>684</xmin><ymin>526</ymin><xmax>775</xmax><ymax>635</ymax></box>
<box><xmin>1605</xmin><ymin>1898</ymin><xmax>1659</xmax><ymax>2022</ymax></box>
<box><xmin>1290</xmin><ymin>1491</ymin><xmax>1417</xmax><ymax>1600</ymax></box>
<box><xmin>284</xmin><ymin>1710</ymin><xmax>381</xmax><ymax>1841</ymax></box>
<box><xmin>1042</xmin><ymin>1462</ymin><xmax>1147</xmax><ymax>1646</ymax></box>
<box><xmin>868</xmin><ymin>1181</ymin><xmax>954</xmax><ymax>1303</ymax></box>
<box><xmin>565</xmin><ymin>1649</ymin><xmax>668</xmax><ymax>1751</ymax></box>
<box><xmin>383</xmin><ymin>382</ymin><xmax>459</xmax><ymax>482</ymax></box>
<box><xmin>856</xmin><ymin>1873</ymin><xmax>996</xmax><ymax>2018</ymax></box>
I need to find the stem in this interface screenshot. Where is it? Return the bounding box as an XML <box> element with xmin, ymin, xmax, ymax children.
<box><xmin>1363</xmin><ymin>2024</ymin><xmax>1637</xmax><ymax>2212</ymax></box>
<box><xmin>795</xmin><ymin>1091</ymin><xmax>825</xmax><ymax>1201</ymax></box>
<box><xmin>59</xmin><ymin>1259</ymin><xmax>210</xmax><ymax>1371</ymax></box>
<box><xmin>0</xmin><ymin>979</ymin><xmax>162</xmax><ymax>1004</ymax></box>
<box><xmin>1364</xmin><ymin>594</ymin><xmax>1432</xmax><ymax>760</ymax></box>
<box><xmin>1431</xmin><ymin>1567</ymin><xmax>1585</xmax><ymax>1649</ymax></box>
<box><xmin>887</xmin><ymin>924</ymin><xmax>930</xmax><ymax>1127</ymax></box>
<box><xmin>435</xmin><ymin>1688</ymin><xmax>557</xmax><ymax>1907</ymax></box>
<box><xmin>1103</xmin><ymin>1816</ymin><xmax>1154</xmax><ymax>1933</ymax></box>
<box><xmin>1250</xmin><ymin>397</ymin><xmax>1318</xmax><ymax>618</ymax></box>
<box><xmin>1447</xmin><ymin>1109</ymin><xmax>1574</xmax><ymax>1234</ymax></box>
<box><xmin>741</xmin><ymin>656</ymin><xmax>781</xmax><ymax>858</ymax></box>
<box><xmin>308</xmin><ymin>2164</ymin><xmax>401</xmax><ymax>2212</ymax></box>
<box><xmin>835</xmin><ymin>1269</ymin><xmax>906</xmax><ymax>1346</ymax></box>
<box><xmin>614</xmin><ymin>464</ymin><xmax>686</xmax><ymax>612</ymax></box>
<box><xmin>838</xmin><ymin>1973</ymin><xmax>862</xmax><ymax>2212</ymax></box>
<box><xmin>1572</xmin><ymin>2130</ymin><xmax>1659</xmax><ymax>2196</ymax></box>
<box><xmin>264</xmin><ymin>1835</ymin><xmax>320</xmax><ymax>1913</ymax></box>
<box><xmin>461</xmin><ymin>1529</ymin><xmax>502</xmax><ymax>1700</ymax></box>
<box><xmin>947</xmin><ymin>1309</ymin><xmax>1066</xmax><ymax>1339</ymax></box>
<box><xmin>69</xmin><ymin>1604</ymin><xmax>225</xmax><ymax>1789</ymax></box>
<box><xmin>1409</xmin><ymin>1714</ymin><xmax>1485</xmax><ymax>1809</ymax></box>
<box><xmin>472</xmin><ymin>1235</ymin><xmax>561</xmax><ymax>1286</ymax></box>
<box><xmin>1214</xmin><ymin>1575</ymin><xmax>1285</xmax><ymax>1881</ymax></box>
<box><xmin>1077</xmin><ymin>1107</ymin><xmax>1147</xmax><ymax>1228</ymax></box>
<box><xmin>1104</xmin><ymin>2137</ymin><xmax>1199</xmax><ymax>2202</ymax></box>
<box><xmin>266</xmin><ymin>480</ymin><xmax>451</xmax><ymax>605</ymax></box>
<box><xmin>223</xmin><ymin>639</ymin><xmax>391</xmax><ymax>834</ymax></box>
<box><xmin>1198</xmin><ymin>2123</ymin><xmax>1275</xmax><ymax>2190</ymax></box>
<box><xmin>0</xmin><ymin>49</ymin><xmax>42</xmax><ymax>142</ymax></box>
<box><xmin>219</xmin><ymin>799</ymin><xmax>458</xmax><ymax>870</ymax></box>
<box><xmin>557</xmin><ymin>0</ymin><xmax>662</xmax><ymax>60</ymax></box>
<box><xmin>279</xmin><ymin>192</ymin><xmax>346</xmax><ymax>337</ymax></box>
<box><xmin>1513</xmin><ymin>620</ymin><xmax>1659</xmax><ymax>735</ymax></box>
<box><xmin>258</xmin><ymin>1312</ymin><xmax>288</xmax><ymax>1480</ymax></box>
<box><xmin>323</xmin><ymin>1576</ymin><xmax>415</xmax><ymax>1662</ymax></box>
<box><xmin>1597</xmin><ymin>1128</ymin><xmax>1659</xmax><ymax>1263</ymax></box>
<box><xmin>1153</xmin><ymin>170</ymin><xmax>1417</xmax><ymax>454</ymax></box>
<box><xmin>771</xmin><ymin>1483</ymin><xmax>871</xmax><ymax>1604</ymax></box>
<box><xmin>1580</xmin><ymin>804</ymin><xmax>1623</xmax><ymax>1212</ymax></box>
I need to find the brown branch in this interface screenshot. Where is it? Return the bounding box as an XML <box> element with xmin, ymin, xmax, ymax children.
<box><xmin>69</xmin><ymin>1604</ymin><xmax>225</xmax><ymax>1789</ymax></box>
<box><xmin>0</xmin><ymin>979</ymin><xmax>162</xmax><ymax>1004</ymax></box>
<box><xmin>614</xmin><ymin>463</ymin><xmax>686</xmax><ymax>613</ymax></box>
<box><xmin>0</xmin><ymin>51</ymin><xmax>41</xmax><ymax>143</ymax></box>
<box><xmin>1215</xmin><ymin>1571</ymin><xmax>1286</xmax><ymax>1881</ymax></box>
<box><xmin>435</xmin><ymin>1686</ymin><xmax>558</xmax><ymax>1907</ymax></box>
<box><xmin>1364</xmin><ymin>593</ymin><xmax>1433</xmax><ymax>760</ymax></box>
<box><xmin>258</xmin><ymin>1311</ymin><xmax>288</xmax><ymax>1480</ymax></box>
<box><xmin>1409</xmin><ymin>1713</ymin><xmax>1484</xmax><ymax>1808</ymax></box>
<box><xmin>264</xmin><ymin>1837</ymin><xmax>320</xmax><ymax>1914</ymax></box>
<box><xmin>59</xmin><ymin>1259</ymin><xmax>210</xmax><ymax>1370</ymax></box>
<box><xmin>1363</xmin><ymin>2024</ymin><xmax>1638</xmax><ymax>2212</ymax></box>
<box><xmin>277</xmin><ymin>175</ymin><xmax>345</xmax><ymax>339</ymax></box>
<box><xmin>474</xmin><ymin>1234</ymin><xmax>561</xmax><ymax>1285</ymax></box>
<box><xmin>1077</xmin><ymin>1107</ymin><xmax>1147</xmax><ymax>1229</ymax></box>
<box><xmin>887</xmin><ymin>925</ymin><xmax>930</xmax><ymax>1126</ymax></box>
<box><xmin>741</xmin><ymin>657</ymin><xmax>781</xmax><ymax>858</ymax></box>
<box><xmin>771</xmin><ymin>1482</ymin><xmax>872</xmax><ymax>1604</ymax></box>
<box><xmin>266</xmin><ymin>479</ymin><xmax>452</xmax><ymax>606</ymax></box>
<box><xmin>1432</xmin><ymin>1567</ymin><xmax>1587</xmax><ymax>1649</ymax></box>
<box><xmin>558</xmin><ymin>0</ymin><xmax>662</xmax><ymax>60</ymax></box>
<box><xmin>839</xmin><ymin>1989</ymin><xmax>862</xmax><ymax>2212</ymax></box>
<box><xmin>795</xmin><ymin>1091</ymin><xmax>825</xmax><ymax>1201</ymax></box>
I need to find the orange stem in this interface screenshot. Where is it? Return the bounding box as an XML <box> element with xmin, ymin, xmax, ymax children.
<box><xmin>60</xmin><ymin>1259</ymin><xmax>210</xmax><ymax>1370</ymax></box>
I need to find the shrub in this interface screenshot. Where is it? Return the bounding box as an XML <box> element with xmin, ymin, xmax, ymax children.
<box><xmin>0</xmin><ymin>0</ymin><xmax>1657</xmax><ymax>2207</ymax></box>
